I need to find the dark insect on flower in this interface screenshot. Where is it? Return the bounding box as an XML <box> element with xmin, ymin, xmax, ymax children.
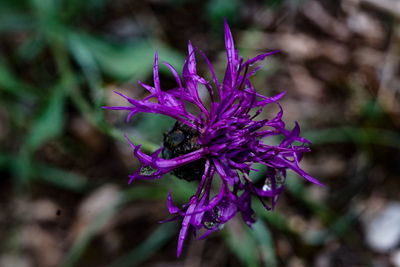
<box><xmin>104</xmin><ymin>18</ymin><xmax>323</xmax><ymax>257</ymax></box>
<box><xmin>162</xmin><ymin>122</ymin><xmax>206</xmax><ymax>182</ymax></box>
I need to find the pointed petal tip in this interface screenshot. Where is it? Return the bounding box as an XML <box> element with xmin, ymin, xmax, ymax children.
<box><xmin>113</xmin><ymin>90</ymin><xmax>123</xmax><ymax>96</ymax></box>
<box><xmin>294</xmin><ymin>121</ymin><xmax>300</xmax><ymax>130</ymax></box>
<box><xmin>153</xmin><ymin>51</ymin><xmax>159</xmax><ymax>63</ymax></box>
<box><xmin>128</xmin><ymin>175</ymin><xmax>135</xmax><ymax>184</ymax></box>
<box><xmin>187</xmin><ymin>40</ymin><xmax>194</xmax><ymax>51</ymax></box>
<box><xmin>305</xmin><ymin>174</ymin><xmax>325</xmax><ymax>187</ymax></box>
<box><xmin>223</xmin><ymin>16</ymin><xmax>228</xmax><ymax>26</ymax></box>
<box><xmin>154</xmin><ymin>51</ymin><xmax>159</xmax><ymax>63</ymax></box>
<box><xmin>176</xmin><ymin>239</ymin><xmax>183</xmax><ymax>258</ymax></box>
<box><xmin>223</xmin><ymin>18</ymin><xmax>232</xmax><ymax>35</ymax></box>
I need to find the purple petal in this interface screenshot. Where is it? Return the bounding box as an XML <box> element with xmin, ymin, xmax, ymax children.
<box><xmin>177</xmin><ymin>202</ymin><xmax>196</xmax><ymax>257</ymax></box>
<box><xmin>222</xmin><ymin>17</ymin><xmax>238</xmax><ymax>96</ymax></box>
<box><xmin>153</xmin><ymin>52</ymin><xmax>164</xmax><ymax>104</ymax></box>
<box><xmin>167</xmin><ymin>189</ymin><xmax>180</xmax><ymax>214</ymax></box>
<box><xmin>245</xmin><ymin>50</ymin><xmax>280</xmax><ymax>66</ymax></box>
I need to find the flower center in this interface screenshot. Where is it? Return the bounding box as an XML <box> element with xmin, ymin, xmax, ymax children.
<box><xmin>162</xmin><ymin>122</ymin><xmax>205</xmax><ymax>182</ymax></box>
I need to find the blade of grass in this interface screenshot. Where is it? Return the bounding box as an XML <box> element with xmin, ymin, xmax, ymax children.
<box><xmin>73</xmin><ymin>32</ymin><xmax>185</xmax><ymax>81</ymax></box>
<box><xmin>25</xmin><ymin>84</ymin><xmax>66</xmax><ymax>150</ymax></box>
<box><xmin>0</xmin><ymin>151</ymin><xmax>89</xmax><ymax>192</ymax></box>
<box><xmin>252</xmin><ymin>220</ymin><xmax>278</xmax><ymax>267</ymax></box>
<box><xmin>0</xmin><ymin>7</ymin><xmax>35</xmax><ymax>33</ymax></box>
<box><xmin>120</xmin><ymin>175</ymin><xmax>197</xmax><ymax>205</ymax></box>
<box><xmin>67</xmin><ymin>32</ymin><xmax>103</xmax><ymax>109</ymax></box>
<box><xmin>224</xmin><ymin>221</ymin><xmax>259</xmax><ymax>267</ymax></box>
<box><xmin>0</xmin><ymin>57</ymin><xmax>39</xmax><ymax>98</ymax></box>
<box><xmin>61</xmin><ymin>198</ymin><xmax>120</xmax><ymax>267</ymax></box>
<box><xmin>304</xmin><ymin>126</ymin><xmax>400</xmax><ymax>149</ymax></box>
<box><xmin>109</xmin><ymin>223</ymin><xmax>178</xmax><ymax>267</ymax></box>
<box><xmin>303</xmin><ymin>208</ymin><xmax>359</xmax><ymax>246</ymax></box>
<box><xmin>61</xmin><ymin>176</ymin><xmax>193</xmax><ymax>266</ymax></box>
<box><xmin>253</xmin><ymin>200</ymin><xmax>293</xmax><ymax>235</ymax></box>
<box><xmin>14</xmin><ymin>81</ymin><xmax>66</xmax><ymax>185</ymax></box>
<box><xmin>34</xmin><ymin>164</ymin><xmax>88</xmax><ymax>192</ymax></box>
<box><xmin>47</xmin><ymin>26</ymin><xmax>160</xmax><ymax>153</ymax></box>
<box><xmin>285</xmin><ymin>173</ymin><xmax>334</xmax><ymax>223</ymax></box>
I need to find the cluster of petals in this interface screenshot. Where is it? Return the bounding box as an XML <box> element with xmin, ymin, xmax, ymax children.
<box><xmin>105</xmin><ymin>19</ymin><xmax>322</xmax><ymax>257</ymax></box>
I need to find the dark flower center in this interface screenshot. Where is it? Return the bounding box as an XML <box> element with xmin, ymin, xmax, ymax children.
<box><xmin>162</xmin><ymin>122</ymin><xmax>206</xmax><ymax>182</ymax></box>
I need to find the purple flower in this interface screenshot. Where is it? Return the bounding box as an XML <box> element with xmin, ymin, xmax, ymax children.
<box><xmin>105</xmin><ymin>19</ymin><xmax>322</xmax><ymax>257</ymax></box>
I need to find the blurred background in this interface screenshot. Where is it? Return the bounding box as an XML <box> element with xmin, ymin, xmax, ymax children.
<box><xmin>1</xmin><ymin>0</ymin><xmax>400</xmax><ymax>266</ymax></box>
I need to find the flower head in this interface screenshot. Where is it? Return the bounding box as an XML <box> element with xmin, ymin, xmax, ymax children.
<box><xmin>105</xmin><ymin>19</ymin><xmax>322</xmax><ymax>257</ymax></box>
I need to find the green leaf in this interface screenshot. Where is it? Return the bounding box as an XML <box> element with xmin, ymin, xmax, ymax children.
<box><xmin>0</xmin><ymin>151</ymin><xmax>88</xmax><ymax>190</ymax></box>
<box><xmin>253</xmin><ymin>220</ymin><xmax>277</xmax><ymax>267</ymax></box>
<box><xmin>67</xmin><ymin>31</ymin><xmax>105</xmax><ymax>116</ymax></box>
<box><xmin>17</xmin><ymin>32</ymin><xmax>46</xmax><ymax>61</ymax></box>
<box><xmin>0</xmin><ymin>58</ymin><xmax>38</xmax><ymax>98</ymax></box>
<box><xmin>31</xmin><ymin>0</ymin><xmax>60</xmax><ymax>20</ymax></box>
<box><xmin>304</xmin><ymin>126</ymin><xmax>400</xmax><ymax>149</ymax></box>
<box><xmin>134</xmin><ymin>113</ymin><xmax>175</xmax><ymax>143</ymax></box>
<box><xmin>34</xmin><ymin>164</ymin><xmax>88</xmax><ymax>192</ymax></box>
<box><xmin>67</xmin><ymin>32</ymin><xmax>101</xmax><ymax>89</ymax></box>
<box><xmin>109</xmin><ymin>223</ymin><xmax>178</xmax><ymax>267</ymax></box>
<box><xmin>285</xmin><ymin>173</ymin><xmax>334</xmax><ymax>223</ymax></box>
<box><xmin>73</xmin><ymin>33</ymin><xmax>185</xmax><ymax>81</ymax></box>
<box><xmin>254</xmin><ymin>201</ymin><xmax>292</xmax><ymax>234</ymax></box>
<box><xmin>26</xmin><ymin>85</ymin><xmax>66</xmax><ymax>150</ymax></box>
<box><xmin>249</xmin><ymin>163</ymin><xmax>267</xmax><ymax>183</ymax></box>
<box><xmin>224</xmin><ymin>221</ymin><xmax>259</xmax><ymax>267</ymax></box>
<box><xmin>206</xmin><ymin>0</ymin><xmax>240</xmax><ymax>29</ymax></box>
<box><xmin>0</xmin><ymin>11</ymin><xmax>35</xmax><ymax>33</ymax></box>
<box><xmin>120</xmin><ymin>175</ymin><xmax>197</xmax><ymax>205</ymax></box>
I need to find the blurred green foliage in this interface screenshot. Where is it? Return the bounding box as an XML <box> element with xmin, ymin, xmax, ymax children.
<box><xmin>0</xmin><ymin>0</ymin><xmax>181</xmax><ymax>185</ymax></box>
